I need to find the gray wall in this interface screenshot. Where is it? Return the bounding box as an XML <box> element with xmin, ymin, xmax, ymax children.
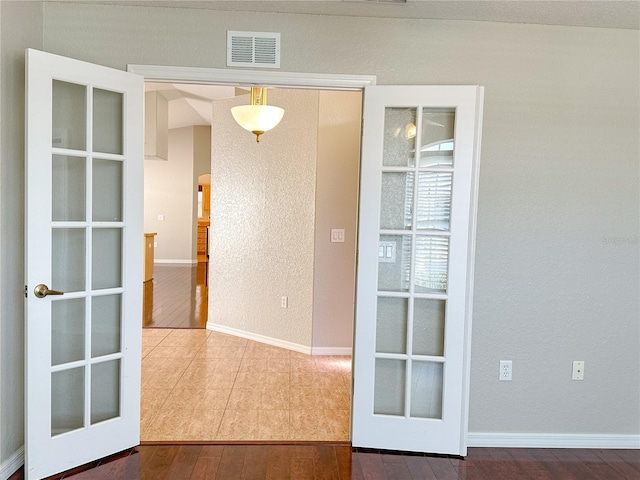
<box><xmin>1</xmin><ymin>0</ymin><xmax>638</xmax><ymax>471</ymax></box>
<box><xmin>0</xmin><ymin>0</ymin><xmax>43</xmax><ymax>466</ymax></box>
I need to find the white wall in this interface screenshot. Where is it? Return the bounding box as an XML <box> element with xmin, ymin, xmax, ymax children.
<box><xmin>209</xmin><ymin>89</ymin><xmax>318</xmax><ymax>348</ymax></box>
<box><xmin>144</xmin><ymin>126</ymin><xmax>211</xmax><ymax>263</ymax></box>
<box><xmin>0</xmin><ymin>3</ymin><xmax>638</xmax><ymax>472</ymax></box>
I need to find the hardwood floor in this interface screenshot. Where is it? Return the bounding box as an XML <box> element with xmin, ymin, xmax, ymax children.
<box><xmin>20</xmin><ymin>446</ymin><xmax>638</xmax><ymax>479</ymax></box>
<box><xmin>143</xmin><ymin>264</ymin><xmax>208</xmax><ymax>329</ymax></box>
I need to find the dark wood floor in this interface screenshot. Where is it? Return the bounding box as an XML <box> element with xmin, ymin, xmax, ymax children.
<box><xmin>143</xmin><ymin>264</ymin><xmax>208</xmax><ymax>329</ymax></box>
<box><xmin>12</xmin><ymin>445</ymin><xmax>637</xmax><ymax>480</ymax></box>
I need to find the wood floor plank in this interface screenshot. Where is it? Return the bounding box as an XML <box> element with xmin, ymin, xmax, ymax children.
<box><xmin>404</xmin><ymin>455</ymin><xmax>438</xmax><ymax>480</ymax></box>
<box><xmin>241</xmin><ymin>445</ymin><xmax>270</xmax><ymax>479</ymax></box>
<box><xmin>265</xmin><ymin>445</ymin><xmax>293</xmax><ymax>480</ymax></box>
<box><xmin>141</xmin><ymin>445</ymin><xmax>180</xmax><ymax>480</ymax></box>
<box><xmin>354</xmin><ymin>451</ymin><xmax>387</xmax><ymax>480</ymax></box>
<box><xmin>163</xmin><ymin>445</ymin><xmax>202</xmax><ymax>480</ymax></box>
<box><xmin>593</xmin><ymin>449</ymin><xmax>640</xmax><ymax>479</ymax></box>
<box><xmin>550</xmin><ymin>449</ymin><xmax>608</xmax><ymax>480</ymax></box>
<box><xmin>312</xmin><ymin>445</ymin><xmax>340</xmax><ymax>480</ymax></box>
<box><xmin>334</xmin><ymin>446</ymin><xmax>353</xmax><ymax>480</ymax></box>
<box><xmin>216</xmin><ymin>445</ymin><xmax>247</xmax><ymax>479</ymax></box>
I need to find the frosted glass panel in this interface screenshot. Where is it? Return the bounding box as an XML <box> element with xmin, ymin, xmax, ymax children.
<box><xmin>374</xmin><ymin>358</ymin><xmax>405</xmax><ymax>416</ymax></box>
<box><xmin>383</xmin><ymin>108</ymin><xmax>416</xmax><ymax>167</ymax></box>
<box><xmin>52</xmin><ymin>228</ymin><xmax>86</xmax><ymax>292</ymax></box>
<box><xmin>51</xmin><ymin>367</ymin><xmax>85</xmax><ymax>436</ymax></box>
<box><xmin>413</xmin><ymin>299</ymin><xmax>445</xmax><ymax>356</ymax></box>
<box><xmin>378</xmin><ymin>235</ymin><xmax>412</xmax><ymax>292</ymax></box>
<box><xmin>51</xmin><ymin>298</ymin><xmax>85</xmax><ymax>366</ymax></box>
<box><xmin>376</xmin><ymin>297</ymin><xmax>408</xmax><ymax>354</ymax></box>
<box><xmin>414</xmin><ymin>236</ymin><xmax>449</xmax><ymax>294</ymax></box>
<box><xmin>92</xmin><ymin>159</ymin><xmax>122</xmax><ymax>221</ymax></box>
<box><xmin>92</xmin><ymin>295</ymin><xmax>121</xmax><ymax>357</ymax></box>
<box><xmin>92</xmin><ymin>228</ymin><xmax>122</xmax><ymax>289</ymax></box>
<box><xmin>416</xmin><ymin>172</ymin><xmax>452</xmax><ymax>231</ymax></box>
<box><xmin>380</xmin><ymin>172</ymin><xmax>414</xmax><ymax>230</ymax></box>
<box><xmin>93</xmin><ymin>88</ymin><xmax>123</xmax><ymax>155</ymax></box>
<box><xmin>419</xmin><ymin>109</ymin><xmax>455</xmax><ymax>167</ymax></box>
<box><xmin>52</xmin><ymin>80</ymin><xmax>86</xmax><ymax>151</ymax></box>
<box><xmin>52</xmin><ymin>155</ymin><xmax>86</xmax><ymax>221</ymax></box>
<box><xmin>91</xmin><ymin>360</ymin><xmax>120</xmax><ymax>424</ymax></box>
<box><xmin>410</xmin><ymin>361</ymin><xmax>443</xmax><ymax>419</ymax></box>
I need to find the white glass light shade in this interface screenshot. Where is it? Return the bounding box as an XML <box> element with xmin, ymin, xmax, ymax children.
<box><xmin>231</xmin><ymin>105</ymin><xmax>284</xmax><ymax>137</ymax></box>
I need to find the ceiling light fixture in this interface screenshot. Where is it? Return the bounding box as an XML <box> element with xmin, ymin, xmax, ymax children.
<box><xmin>230</xmin><ymin>87</ymin><xmax>284</xmax><ymax>143</ymax></box>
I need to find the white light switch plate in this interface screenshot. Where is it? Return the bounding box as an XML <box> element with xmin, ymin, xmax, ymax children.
<box><xmin>331</xmin><ymin>229</ymin><xmax>345</xmax><ymax>243</ymax></box>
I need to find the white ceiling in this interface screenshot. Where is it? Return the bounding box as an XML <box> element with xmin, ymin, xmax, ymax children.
<box><xmin>146</xmin><ymin>82</ymin><xmax>238</xmax><ymax>129</ymax></box>
<box><xmin>53</xmin><ymin>0</ymin><xmax>640</xmax><ymax>30</ymax></box>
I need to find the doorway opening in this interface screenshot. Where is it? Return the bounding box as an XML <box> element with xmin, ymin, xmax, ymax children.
<box><xmin>139</xmin><ymin>78</ymin><xmax>365</xmax><ymax>443</ymax></box>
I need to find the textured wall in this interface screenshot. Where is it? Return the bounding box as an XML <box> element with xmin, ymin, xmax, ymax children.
<box><xmin>0</xmin><ymin>0</ymin><xmax>43</xmax><ymax>467</ymax></box>
<box><xmin>312</xmin><ymin>91</ymin><xmax>362</xmax><ymax>350</ymax></box>
<box><xmin>209</xmin><ymin>89</ymin><xmax>318</xmax><ymax>347</ymax></box>
<box><xmin>0</xmin><ymin>4</ymin><xmax>633</xmax><ymax>463</ymax></box>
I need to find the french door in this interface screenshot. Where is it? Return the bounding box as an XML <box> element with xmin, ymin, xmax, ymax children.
<box><xmin>352</xmin><ymin>86</ymin><xmax>483</xmax><ymax>455</ymax></box>
<box><xmin>25</xmin><ymin>49</ymin><xmax>143</xmax><ymax>479</ymax></box>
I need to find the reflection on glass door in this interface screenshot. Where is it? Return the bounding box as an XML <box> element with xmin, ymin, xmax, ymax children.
<box><xmin>352</xmin><ymin>86</ymin><xmax>483</xmax><ymax>455</ymax></box>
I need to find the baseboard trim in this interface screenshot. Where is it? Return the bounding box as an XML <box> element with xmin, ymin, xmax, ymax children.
<box><xmin>311</xmin><ymin>347</ymin><xmax>353</xmax><ymax>356</ymax></box>
<box><xmin>467</xmin><ymin>433</ymin><xmax>640</xmax><ymax>449</ymax></box>
<box><xmin>154</xmin><ymin>259</ymin><xmax>197</xmax><ymax>264</ymax></box>
<box><xmin>1</xmin><ymin>446</ymin><xmax>24</xmax><ymax>480</ymax></box>
<box><xmin>206</xmin><ymin>322</ymin><xmax>312</xmax><ymax>355</ymax></box>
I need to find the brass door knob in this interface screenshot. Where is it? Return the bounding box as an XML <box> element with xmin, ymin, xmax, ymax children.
<box><xmin>34</xmin><ymin>284</ymin><xmax>64</xmax><ymax>298</ymax></box>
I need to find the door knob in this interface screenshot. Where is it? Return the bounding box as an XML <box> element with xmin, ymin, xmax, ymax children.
<box><xmin>34</xmin><ymin>284</ymin><xmax>64</xmax><ymax>298</ymax></box>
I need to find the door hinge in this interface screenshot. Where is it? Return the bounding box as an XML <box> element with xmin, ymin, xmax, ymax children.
<box><xmin>24</xmin><ymin>285</ymin><xmax>28</xmax><ymax>298</ymax></box>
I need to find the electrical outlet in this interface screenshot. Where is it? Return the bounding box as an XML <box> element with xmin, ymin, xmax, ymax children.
<box><xmin>281</xmin><ymin>296</ymin><xmax>288</xmax><ymax>308</ymax></box>
<box><xmin>154</xmin><ymin>242</ymin><xmax>158</xmax><ymax>248</ymax></box>
<box><xmin>499</xmin><ymin>360</ymin><xmax>512</xmax><ymax>381</ymax></box>
<box><xmin>572</xmin><ymin>361</ymin><xmax>584</xmax><ymax>380</ymax></box>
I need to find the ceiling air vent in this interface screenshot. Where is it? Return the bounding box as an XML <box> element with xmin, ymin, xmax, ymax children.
<box><xmin>227</xmin><ymin>31</ymin><xmax>280</xmax><ymax>68</ymax></box>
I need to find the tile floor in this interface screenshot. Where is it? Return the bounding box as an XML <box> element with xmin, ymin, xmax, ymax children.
<box><xmin>141</xmin><ymin>328</ymin><xmax>352</xmax><ymax>442</ymax></box>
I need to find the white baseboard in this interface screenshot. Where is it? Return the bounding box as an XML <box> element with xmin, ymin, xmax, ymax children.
<box><xmin>206</xmin><ymin>322</ymin><xmax>312</xmax><ymax>355</ymax></box>
<box><xmin>467</xmin><ymin>433</ymin><xmax>640</xmax><ymax>449</ymax></box>
<box><xmin>311</xmin><ymin>346</ymin><xmax>352</xmax><ymax>356</ymax></box>
<box><xmin>154</xmin><ymin>259</ymin><xmax>197</xmax><ymax>264</ymax></box>
<box><xmin>1</xmin><ymin>446</ymin><xmax>23</xmax><ymax>480</ymax></box>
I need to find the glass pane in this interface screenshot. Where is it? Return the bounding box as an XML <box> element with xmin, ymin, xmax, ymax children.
<box><xmin>92</xmin><ymin>159</ymin><xmax>123</xmax><ymax>221</ymax></box>
<box><xmin>378</xmin><ymin>235</ymin><xmax>412</xmax><ymax>292</ymax></box>
<box><xmin>92</xmin><ymin>295</ymin><xmax>121</xmax><ymax>357</ymax></box>
<box><xmin>414</xmin><ymin>236</ymin><xmax>449</xmax><ymax>294</ymax></box>
<box><xmin>52</xmin><ymin>155</ymin><xmax>86</xmax><ymax>221</ymax></box>
<box><xmin>413</xmin><ymin>299</ymin><xmax>445</xmax><ymax>356</ymax></box>
<box><xmin>374</xmin><ymin>358</ymin><xmax>405</xmax><ymax>416</ymax></box>
<box><xmin>52</xmin><ymin>367</ymin><xmax>85</xmax><ymax>436</ymax></box>
<box><xmin>419</xmin><ymin>109</ymin><xmax>455</xmax><ymax>167</ymax></box>
<box><xmin>92</xmin><ymin>228</ymin><xmax>122</xmax><ymax>289</ymax></box>
<box><xmin>416</xmin><ymin>172</ymin><xmax>452</xmax><ymax>231</ymax></box>
<box><xmin>52</xmin><ymin>298</ymin><xmax>85</xmax><ymax>366</ymax></box>
<box><xmin>410</xmin><ymin>361</ymin><xmax>443</xmax><ymax>419</ymax></box>
<box><xmin>91</xmin><ymin>360</ymin><xmax>120</xmax><ymax>424</ymax></box>
<box><xmin>93</xmin><ymin>88</ymin><xmax>123</xmax><ymax>155</ymax></box>
<box><xmin>52</xmin><ymin>80</ymin><xmax>86</xmax><ymax>151</ymax></box>
<box><xmin>52</xmin><ymin>228</ymin><xmax>86</xmax><ymax>292</ymax></box>
<box><xmin>380</xmin><ymin>172</ymin><xmax>414</xmax><ymax>230</ymax></box>
<box><xmin>376</xmin><ymin>297</ymin><xmax>407</xmax><ymax>354</ymax></box>
<box><xmin>383</xmin><ymin>107</ymin><xmax>416</xmax><ymax>167</ymax></box>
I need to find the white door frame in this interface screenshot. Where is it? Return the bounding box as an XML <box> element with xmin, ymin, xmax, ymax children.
<box><xmin>127</xmin><ymin>65</ymin><xmax>480</xmax><ymax>453</ymax></box>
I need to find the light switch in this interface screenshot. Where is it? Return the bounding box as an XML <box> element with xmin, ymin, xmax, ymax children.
<box><xmin>157</xmin><ymin>214</ymin><xmax>165</xmax><ymax>221</ymax></box>
<box><xmin>331</xmin><ymin>229</ymin><xmax>345</xmax><ymax>243</ymax></box>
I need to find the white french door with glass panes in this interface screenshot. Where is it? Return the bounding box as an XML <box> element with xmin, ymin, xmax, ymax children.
<box><xmin>352</xmin><ymin>86</ymin><xmax>483</xmax><ymax>456</ymax></box>
<box><xmin>25</xmin><ymin>49</ymin><xmax>143</xmax><ymax>480</ymax></box>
